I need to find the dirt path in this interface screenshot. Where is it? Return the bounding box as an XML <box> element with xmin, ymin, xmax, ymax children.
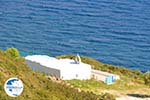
<box><xmin>101</xmin><ymin>89</ymin><xmax>150</xmax><ymax>100</ymax></box>
<box><xmin>116</xmin><ymin>96</ymin><xmax>150</xmax><ymax>100</ymax></box>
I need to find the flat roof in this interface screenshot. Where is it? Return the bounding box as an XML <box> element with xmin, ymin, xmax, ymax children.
<box><xmin>25</xmin><ymin>55</ymin><xmax>91</xmax><ymax>70</ymax></box>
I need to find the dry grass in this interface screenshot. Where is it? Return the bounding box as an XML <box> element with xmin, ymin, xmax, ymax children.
<box><xmin>57</xmin><ymin>55</ymin><xmax>150</xmax><ymax>97</ymax></box>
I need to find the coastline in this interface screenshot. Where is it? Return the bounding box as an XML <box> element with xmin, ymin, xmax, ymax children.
<box><xmin>0</xmin><ymin>48</ymin><xmax>150</xmax><ymax>100</ymax></box>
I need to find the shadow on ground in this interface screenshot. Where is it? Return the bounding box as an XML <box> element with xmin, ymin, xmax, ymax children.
<box><xmin>127</xmin><ymin>94</ymin><xmax>150</xmax><ymax>98</ymax></box>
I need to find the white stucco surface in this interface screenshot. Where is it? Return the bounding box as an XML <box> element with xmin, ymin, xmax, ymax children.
<box><xmin>25</xmin><ymin>55</ymin><xmax>91</xmax><ymax>80</ymax></box>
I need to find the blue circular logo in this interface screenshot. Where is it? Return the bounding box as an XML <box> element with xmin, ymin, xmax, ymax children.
<box><xmin>4</xmin><ymin>77</ymin><xmax>24</xmax><ymax>97</ymax></box>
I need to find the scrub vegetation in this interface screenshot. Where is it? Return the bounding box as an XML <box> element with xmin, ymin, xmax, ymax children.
<box><xmin>0</xmin><ymin>48</ymin><xmax>149</xmax><ymax>100</ymax></box>
<box><xmin>57</xmin><ymin>55</ymin><xmax>150</xmax><ymax>97</ymax></box>
<box><xmin>0</xmin><ymin>49</ymin><xmax>101</xmax><ymax>100</ymax></box>
<box><xmin>144</xmin><ymin>71</ymin><xmax>150</xmax><ymax>86</ymax></box>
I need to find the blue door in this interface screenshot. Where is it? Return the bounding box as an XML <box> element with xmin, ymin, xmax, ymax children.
<box><xmin>105</xmin><ymin>76</ymin><xmax>114</xmax><ymax>85</ymax></box>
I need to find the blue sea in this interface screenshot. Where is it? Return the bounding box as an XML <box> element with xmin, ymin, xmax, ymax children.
<box><xmin>0</xmin><ymin>0</ymin><xmax>150</xmax><ymax>72</ymax></box>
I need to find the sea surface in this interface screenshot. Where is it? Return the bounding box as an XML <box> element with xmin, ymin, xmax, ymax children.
<box><xmin>0</xmin><ymin>0</ymin><xmax>150</xmax><ymax>72</ymax></box>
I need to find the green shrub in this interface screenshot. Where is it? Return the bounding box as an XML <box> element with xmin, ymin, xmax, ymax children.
<box><xmin>0</xmin><ymin>84</ymin><xmax>2</xmax><ymax>91</ymax></box>
<box><xmin>144</xmin><ymin>71</ymin><xmax>150</xmax><ymax>86</ymax></box>
<box><xmin>5</xmin><ymin>47</ymin><xmax>20</xmax><ymax>58</ymax></box>
<box><xmin>99</xmin><ymin>93</ymin><xmax>115</xmax><ymax>100</ymax></box>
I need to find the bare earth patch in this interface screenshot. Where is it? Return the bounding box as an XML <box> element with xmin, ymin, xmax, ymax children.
<box><xmin>116</xmin><ymin>96</ymin><xmax>150</xmax><ymax>100</ymax></box>
<box><xmin>101</xmin><ymin>88</ymin><xmax>150</xmax><ymax>100</ymax></box>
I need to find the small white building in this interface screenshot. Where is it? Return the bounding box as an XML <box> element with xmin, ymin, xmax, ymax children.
<box><xmin>25</xmin><ymin>55</ymin><xmax>91</xmax><ymax>80</ymax></box>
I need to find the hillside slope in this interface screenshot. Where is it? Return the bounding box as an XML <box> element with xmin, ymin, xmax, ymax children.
<box><xmin>57</xmin><ymin>55</ymin><xmax>150</xmax><ymax>98</ymax></box>
<box><xmin>0</xmin><ymin>49</ymin><xmax>99</xmax><ymax>100</ymax></box>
